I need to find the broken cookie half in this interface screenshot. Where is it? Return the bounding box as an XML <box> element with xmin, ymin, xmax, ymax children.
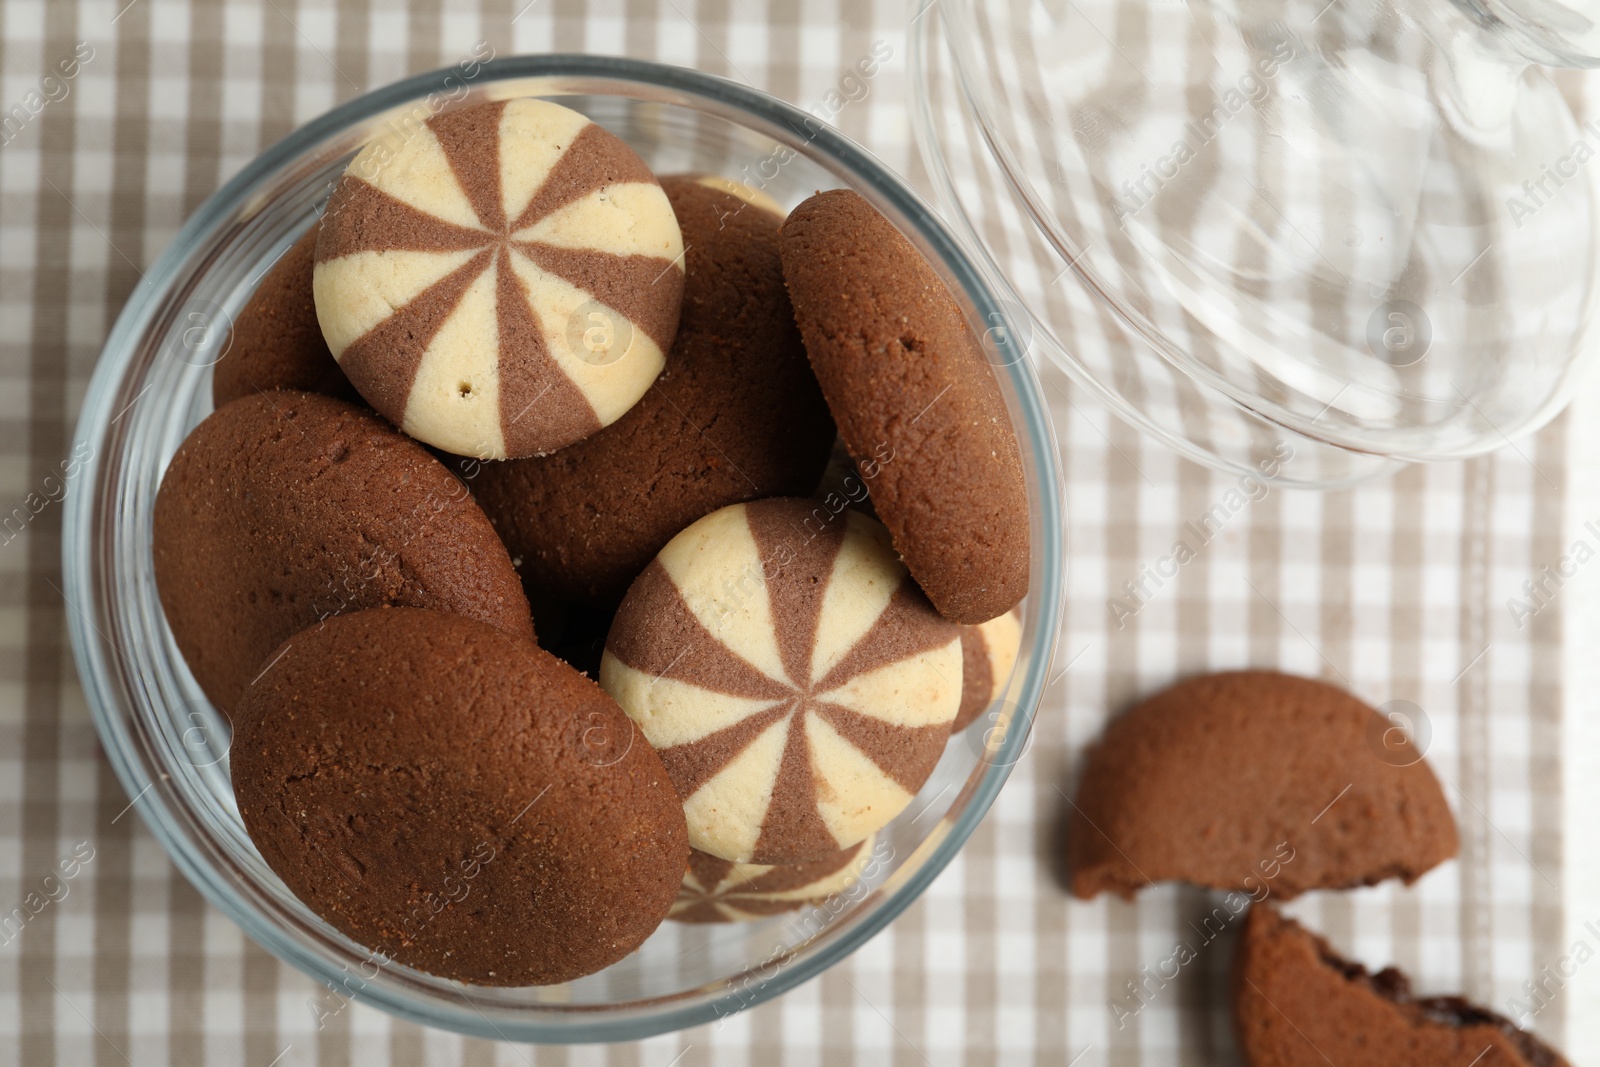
<box><xmin>1234</xmin><ymin>905</ymin><xmax>1569</xmax><ymax>1067</ymax></box>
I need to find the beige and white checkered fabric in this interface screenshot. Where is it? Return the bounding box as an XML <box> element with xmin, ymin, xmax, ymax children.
<box><xmin>0</xmin><ymin>0</ymin><xmax>1587</xmax><ymax>1063</ymax></box>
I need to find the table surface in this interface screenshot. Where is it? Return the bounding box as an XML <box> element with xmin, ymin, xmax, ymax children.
<box><xmin>0</xmin><ymin>0</ymin><xmax>1594</xmax><ymax>1063</ymax></box>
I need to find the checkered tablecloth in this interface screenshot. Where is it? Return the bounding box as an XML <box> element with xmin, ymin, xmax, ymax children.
<box><xmin>1</xmin><ymin>0</ymin><xmax>1593</xmax><ymax>1063</ymax></box>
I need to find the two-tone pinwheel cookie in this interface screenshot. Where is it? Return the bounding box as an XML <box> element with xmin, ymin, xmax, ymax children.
<box><xmin>953</xmin><ymin>608</ymin><xmax>1023</xmax><ymax>731</ymax></box>
<box><xmin>670</xmin><ymin>837</ymin><xmax>875</xmax><ymax>923</ymax></box>
<box><xmin>601</xmin><ymin>498</ymin><xmax>963</xmax><ymax>864</ymax></box>
<box><xmin>313</xmin><ymin>97</ymin><xmax>684</xmax><ymax>459</ymax></box>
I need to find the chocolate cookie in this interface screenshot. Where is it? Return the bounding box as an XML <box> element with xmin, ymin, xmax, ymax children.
<box><xmin>314</xmin><ymin>98</ymin><xmax>684</xmax><ymax>459</ymax></box>
<box><xmin>600</xmin><ymin>498</ymin><xmax>963</xmax><ymax>864</ymax></box>
<box><xmin>211</xmin><ymin>226</ymin><xmax>359</xmax><ymax>408</ymax></box>
<box><xmin>953</xmin><ymin>608</ymin><xmax>1023</xmax><ymax>731</ymax></box>
<box><xmin>671</xmin><ymin>836</ymin><xmax>875</xmax><ymax>923</ymax></box>
<box><xmin>466</xmin><ymin>174</ymin><xmax>834</xmax><ymax>604</ymax></box>
<box><xmin>153</xmin><ymin>391</ymin><xmax>532</xmax><ymax>712</ymax></box>
<box><xmin>1234</xmin><ymin>905</ymin><xmax>1569</xmax><ymax>1067</ymax></box>
<box><xmin>231</xmin><ymin>607</ymin><xmax>688</xmax><ymax>986</ymax></box>
<box><xmin>779</xmin><ymin>189</ymin><xmax>1029</xmax><ymax>624</ymax></box>
<box><xmin>1068</xmin><ymin>671</ymin><xmax>1458</xmax><ymax>899</ymax></box>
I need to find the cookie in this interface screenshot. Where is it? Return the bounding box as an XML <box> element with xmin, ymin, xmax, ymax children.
<box><xmin>671</xmin><ymin>836</ymin><xmax>875</xmax><ymax>923</ymax></box>
<box><xmin>314</xmin><ymin>98</ymin><xmax>684</xmax><ymax>459</ymax></box>
<box><xmin>230</xmin><ymin>607</ymin><xmax>688</xmax><ymax>986</ymax></box>
<box><xmin>153</xmin><ymin>391</ymin><xmax>532</xmax><ymax>712</ymax></box>
<box><xmin>211</xmin><ymin>226</ymin><xmax>360</xmax><ymax>408</ymax></box>
<box><xmin>1068</xmin><ymin>671</ymin><xmax>1458</xmax><ymax>900</ymax></box>
<box><xmin>677</xmin><ymin>172</ymin><xmax>784</xmax><ymax>216</ymax></box>
<box><xmin>600</xmin><ymin>498</ymin><xmax>963</xmax><ymax>864</ymax></box>
<box><xmin>466</xmin><ymin>174</ymin><xmax>834</xmax><ymax>604</ymax></box>
<box><xmin>779</xmin><ymin>189</ymin><xmax>1029</xmax><ymax>624</ymax></box>
<box><xmin>953</xmin><ymin>608</ymin><xmax>1023</xmax><ymax>731</ymax></box>
<box><xmin>1234</xmin><ymin>905</ymin><xmax>1570</xmax><ymax>1067</ymax></box>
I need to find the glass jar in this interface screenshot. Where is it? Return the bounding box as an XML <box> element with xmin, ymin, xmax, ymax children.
<box><xmin>62</xmin><ymin>55</ymin><xmax>1066</xmax><ymax>1042</ymax></box>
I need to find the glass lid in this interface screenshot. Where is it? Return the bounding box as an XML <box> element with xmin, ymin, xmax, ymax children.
<box><xmin>912</xmin><ymin>0</ymin><xmax>1600</xmax><ymax>486</ymax></box>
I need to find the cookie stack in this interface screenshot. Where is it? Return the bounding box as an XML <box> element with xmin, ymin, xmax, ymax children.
<box><xmin>158</xmin><ymin>98</ymin><xmax>1030</xmax><ymax>986</ymax></box>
